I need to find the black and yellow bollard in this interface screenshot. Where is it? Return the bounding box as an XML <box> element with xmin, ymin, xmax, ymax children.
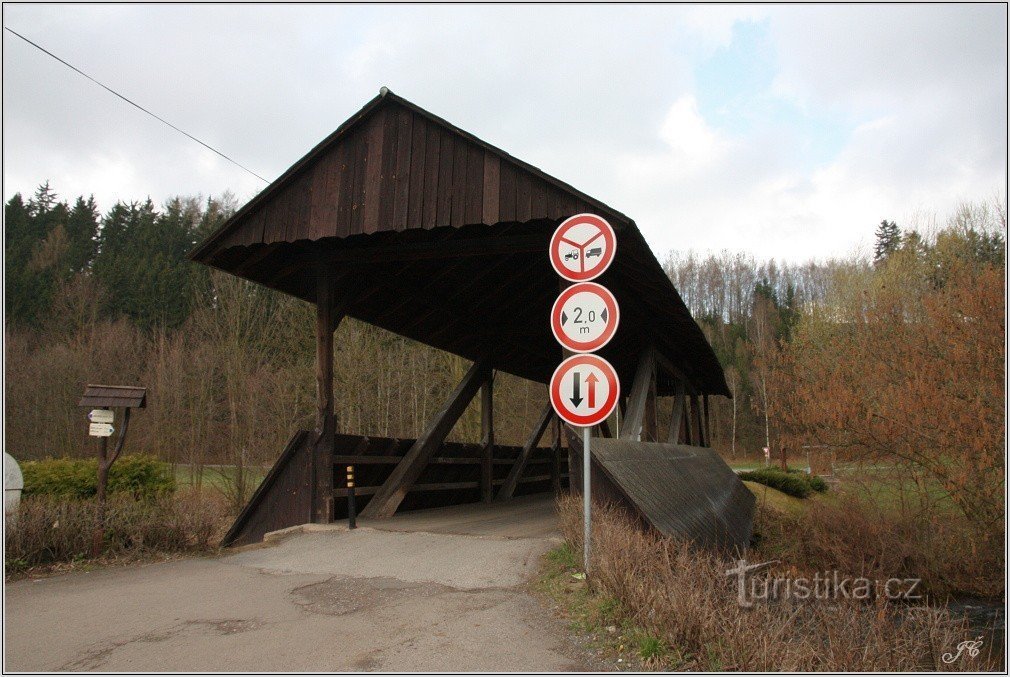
<box><xmin>346</xmin><ymin>465</ymin><xmax>357</xmax><ymax>529</ymax></box>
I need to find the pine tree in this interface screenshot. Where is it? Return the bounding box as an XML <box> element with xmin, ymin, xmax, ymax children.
<box><xmin>874</xmin><ymin>219</ymin><xmax>901</xmax><ymax>263</ymax></box>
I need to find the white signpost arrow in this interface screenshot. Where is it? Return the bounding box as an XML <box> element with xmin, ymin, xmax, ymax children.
<box><xmin>89</xmin><ymin>423</ymin><xmax>115</xmax><ymax>437</ymax></box>
<box><xmin>549</xmin><ymin>213</ymin><xmax>620</xmax><ymax>577</ymax></box>
<box><xmin>88</xmin><ymin>409</ymin><xmax>114</xmax><ymax>424</ymax></box>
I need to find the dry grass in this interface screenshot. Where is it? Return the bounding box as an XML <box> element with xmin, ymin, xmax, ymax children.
<box><xmin>753</xmin><ymin>487</ymin><xmax>1004</xmax><ymax>599</ymax></box>
<box><xmin>552</xmin><ymin>494</ymin><xmax>1001</xmax><ymax>671</ymax></box>
<box><xmin>5</xmin><ymin>489</ymin><xmax>231</xmax><ymax>576</ymax></box>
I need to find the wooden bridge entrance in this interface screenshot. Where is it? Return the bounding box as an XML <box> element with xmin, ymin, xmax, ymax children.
<box><xmin>191</xmin><ymin>88</ymin><xmax>751</xmax><ymax>549</ymax></box>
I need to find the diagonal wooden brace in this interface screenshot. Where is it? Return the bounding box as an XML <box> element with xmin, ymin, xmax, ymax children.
<box><xmin>620</xmin><ymin>346</ymin><xmax>656</xmax><ymax>441</ymax></box>
<box><xmin>360</xmin><ymin>356</ymin><xmax>492</xmax><ymax>519</ymax></box>
<box><xmin>496</xmin><ymin>403</ymin><xmax>555</xmax><ymax>502</ymax></box>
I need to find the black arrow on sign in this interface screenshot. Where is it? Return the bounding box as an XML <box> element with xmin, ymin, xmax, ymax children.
<box><xmin>570</xmin><ymin>371</ymin><xmax>583</xmax><ymax>407</ymax></box>
<box><xmin>601</xmin><ymin>308</ymin><xmax>608</xmax><ymax>322</ymax></box>
<box><xmin>561</xmin><ymin>311</ymin><xmax>568</xmax><ymax>325</ymax></box>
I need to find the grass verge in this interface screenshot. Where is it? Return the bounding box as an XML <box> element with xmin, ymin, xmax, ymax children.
<box><xmin>5</xmin><ymin>488</ymin><xmax>232</xmax><ymax>580</ymax></box>
<box><xmin>539</xmin><ymin>494</ymin><xmax>1001</xmax><ymax>671</ymax></box>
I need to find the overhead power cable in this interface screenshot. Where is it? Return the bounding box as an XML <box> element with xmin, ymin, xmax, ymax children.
<box><xmin>4</xmin><ymin>26</ymin><xmax>269</xmax><ymax>184</ymax></box>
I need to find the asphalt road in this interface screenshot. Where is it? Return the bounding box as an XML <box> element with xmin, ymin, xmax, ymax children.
<box><xmin>4</xmin><ymin>495</ymin><xmax>587</xmax><ymax>672</ymax></box>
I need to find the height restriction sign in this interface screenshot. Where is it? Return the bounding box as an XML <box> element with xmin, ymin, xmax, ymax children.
<box><xmin>549</xmin><ymin>354</ymin><xmax>620</xmax><ymax>428</ymax></box>
<box><xmin>549</xmin><ymin>213</ymin><xmax>616</xmax><ymax>282</ymax></box>
<box><xmin>551</xmin><ymin>282</ymin><xmax>620</xmax><ymax>353</ymax></box>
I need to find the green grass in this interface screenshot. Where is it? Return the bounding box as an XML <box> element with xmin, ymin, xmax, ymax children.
<box><xmin>824</xmin><ymin>465</ymin><xmax>959</xmax><ymax>515</ymax></box>
<box><xmin>743</xmin><ymin>480</ymin><xmax>809</xmax><ymax>514</ymax></box>
<box><xmin>173</xmin><ymin>464</ymin><xmax>268</xmax><ymax>492</ymax></box>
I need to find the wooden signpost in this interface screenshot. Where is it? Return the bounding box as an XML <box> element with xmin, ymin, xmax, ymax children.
<box><xmin>78</xmin><ymin>385</ymin><xmax>146</xmax><ymax>557</ymax></box>
<box><xmin>548</xmin><ymin>214</ymin><xmax>620</xmax><ymax>576</ymax></box>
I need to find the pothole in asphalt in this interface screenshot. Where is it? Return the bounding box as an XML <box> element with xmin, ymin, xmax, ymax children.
<box><xmin>291</xmin><ymin>576</ymin><xmax>440</xmax><ymax>616</ymax></box>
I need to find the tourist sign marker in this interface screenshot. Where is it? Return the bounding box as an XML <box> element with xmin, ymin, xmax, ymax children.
<box><xmin>549</xmin><ymin>213</ymin><xmax>617</xmax><ymax>281</ymax></box>
<box><xmin>551</xmin><ymin>282</ymin><xmax>620</xmax><ymax>353</ymax></box>
<box><xmin>88</xmin><ymin>409</ymin><xmax>114</xmax><ymax>424</ymax></box>
<box><xmin>89</xmin><ymin>423</ymin><xmax>114</xmax><ymax>437</ymax></box>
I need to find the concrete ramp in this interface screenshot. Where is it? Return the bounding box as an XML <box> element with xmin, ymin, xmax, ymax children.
<box><xmin>574</xmin><ymin>438</ymin><xmax>755</xmax><ymax>551</ymax></box>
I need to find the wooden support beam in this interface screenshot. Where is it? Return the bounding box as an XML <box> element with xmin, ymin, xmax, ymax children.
<box><xmin>313</xmin><ymin>274</ymin><xmax>340</xmax><ymax>523</ymax></box>
<box><xmin>703</xmin><ymin>395</ymin><xmax>711</xmax><ymax>448</ymax></box>
<box><xmin>690</xmin><ymin>395</ymin><xmax>705</xmax><ymax>447</ymax></box>
<box><xmin>360</xmin><ymin>357</ymin><xmax>491</xmax><ymax>518</ymax></box>
<box><xmin>644</xmin><ymin>366</ymin><xmax>658</xmax><ymax>442</ymax></box>
<box><xmin>682</xmin><ymin>395</ymin><xmax>693</xmax><ymax>445</ymax></box>
<box><xmin>667</xmin><ymin>381</ymin><xmax>686</xmax><ymax>444</ymax></box>
<box><xmin>496</xmin><ymin>403</ymin><xmax>555</xmax><ymax>501</ymax></box>
<box><xmin>597</xmin><ymin>418</ymin><xmax>613</xmax><ymax>439</ymax></box>
<box><xmin>620</xmin><ymin>346</ymin><xmax>656</xmax><ymax>441</ymax></box>
<box><xmin>480</xmin><ymin>371</ymin><xmax>495</xmax><ymax>503</ymax></box>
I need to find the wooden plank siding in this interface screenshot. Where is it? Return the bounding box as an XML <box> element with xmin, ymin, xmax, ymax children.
<box><xmin>192</xmin><ymin>92</ymin><xmax>731</xmax><ymax>398</ymax></box>
<box><xmin>207</xmin><ymin>100</ymin><xmax>631</xmax><ymax>251</ymax></box>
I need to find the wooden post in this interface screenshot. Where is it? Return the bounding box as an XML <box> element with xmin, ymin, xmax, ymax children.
<box><xmin>91</xmin><ymin>436</ymin><xmax>109</xmax><ymax>558</ymax></box>
<box><xmin>480</xmin><ymin>371</ymin><xmax>494</xmax><ymax>503</ymax></box>
<box><xmin>361</xmin><ymin>357</ymin><xmax>491</xmax><ymax>519</ymax></box>
<box><xmin>90</xmin><ymin>407</ymin><xmax>132</xmax><ymax>557</ymax></box>
<box><xmin>644</xmin><ymin>367</ymin><xmax>657</xmax><ymax>442</ymax></box>
<box><xmin>497</xmin><ymin>403</ymin><xmax>554</xmax><ymax>501</ymax></box>
<box><xmin>690</xmin><ymin>394</ymin><xmax>705</xmax><ymax>447</ymax></box>
<box><xmin>703</xmin><ymin>395</ymin><xmax>711</xmax><ymax>448</ymax></box>
<box><xmin>668</xmin><ymin>381</ymin><xmax>685</xmax><ymax>444</ymax></box>
<box><xmin>620</xmin><ymin>346</ymin><xmax>656</xmax><ymax>441</ymax></box>
<box><xmin>682</xmin><ymin>397</ymin><xmax>692</xmax><ymax>445</ymax></box>
<box><xmin>313</xmin><ymin>275</ymin><xmax>341</xmax><ymax>523</ymax></box>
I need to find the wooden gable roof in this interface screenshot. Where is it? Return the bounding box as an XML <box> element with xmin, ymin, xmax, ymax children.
<box><xmin>190</xmin><ymin>89</ymin><xmax>730</xmax><ymax>397</ymax></box>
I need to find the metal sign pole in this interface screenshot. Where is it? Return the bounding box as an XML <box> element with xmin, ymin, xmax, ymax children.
<box><xmin>583</xmin><ymin>425</ymin><xmax>591</xmax><ymax>575</ymax></box>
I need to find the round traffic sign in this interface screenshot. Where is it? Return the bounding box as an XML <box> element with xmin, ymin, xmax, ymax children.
<box><xmin>549</xmin><ymin>213</ymin><xmax>617</xmax><ymax>282</ymax></box>
<box><xmin>551</xmin><ymin>282</ymin><xmax>620</xmax><ymax>353</ymax></box>
<box><xmin>549</xmin><ymin>354</ymin><xmax>620</xmax><ymax>427</ymax></box>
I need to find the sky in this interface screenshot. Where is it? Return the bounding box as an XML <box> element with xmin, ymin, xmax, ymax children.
<box><xmin>3</xmin><ymin>4</ymin><xmax>1006</xmax><ymax>262</ymax></box>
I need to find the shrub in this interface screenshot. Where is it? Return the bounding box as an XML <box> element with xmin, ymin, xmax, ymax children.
<box><xmin>21</xmin><ymin>455</ymin><xmax>175</xmax><ymax>499</ymax></box>
<box><xmin>753</xmin><ymin>489</ymin><xmax>1004</xmax><ymax>598</ymax></box>
<box><xmin>739</xmin><ymin>468</ymin><xmax>813</xmax><ymax>498</ymax></box>
<box><xmin>807</xmin><ymin>474</ymin><xmax>829</xmax><ymax>493</ymax></box>
<box><xmin>4</xmin><ymin>489</ymin><xmax>228</xmax><ymax>571</ymax></box>
<box><xmin>554</xmin><ymin>494</ymin><xmax>1000</xmax><ymax>671</ymax></box>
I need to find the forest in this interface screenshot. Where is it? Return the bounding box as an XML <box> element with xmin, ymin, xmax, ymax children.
<box><xmin>4</xmin><ymin>183</ymin><xmax>1006</xmax><ymax>546</ymax></box>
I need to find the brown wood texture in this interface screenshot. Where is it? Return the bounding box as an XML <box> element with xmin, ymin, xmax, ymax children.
<box><xmin>496</xmin><ymin>403</ymin><xmax>554</xmax><ymax>501</ymax></box>
<box><xmin>480</xmin><ymin>371</ymin><xmax>494</xmax><ymax>503</ymax></box>
<box><xmin>190</xmin><ymin>91</ymin><xmax>729</xmax><ymax>398</ymax></box>
<box><xmin>360</xmin><ymin>357</ymin><xmax>492</xmax><ymax>518</ymax></box>
<box><xmin>668</xmin><ymin>382</ymin><xmax>686</xmax><ymax>444</ymax></box>
<box><xmin>621</xmin><ymin>347</ymin><xmax>657</xmax><ymax>441</ymax></box>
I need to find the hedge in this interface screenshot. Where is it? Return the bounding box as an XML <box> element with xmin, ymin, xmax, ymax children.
<box><xmin>739</xmin><ymin>467</ymin><xmax>829</xmax><ymax>498</ymax></box>
<box><xmin>21</xmin><ymin>455</ymin><xmax>175</xmax><ymax>499</ymax></box>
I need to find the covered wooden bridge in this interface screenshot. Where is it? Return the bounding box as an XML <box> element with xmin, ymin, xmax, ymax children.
<box><xmin>191</xmin><ymin>88</ymin><xmax>753</xmax><ymax>549</ymax></box>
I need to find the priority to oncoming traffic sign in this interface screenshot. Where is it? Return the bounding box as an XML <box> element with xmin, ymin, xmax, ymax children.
<box><xmin>549</xmin><ymin>213</ymin><xmax>616</xmax><ymax>282</ymax></box>
<box><xmin>549</xmin><ymin>353</ymin><xmax>620</xmax><ymax>428</ymax></box>
<box><xmin>550</xmin><ymin>282</ymin><xmax>620</xmax><ymax>353</ymax></box>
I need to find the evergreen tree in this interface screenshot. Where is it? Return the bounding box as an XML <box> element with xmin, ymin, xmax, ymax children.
<box><xmin>874</xmin><ymin>219</ymin><xmax>901</xmax><ymax>263</ymax></box>
<box><xmin>64</xmin><ymin>196</ymin><xmax>100</xmax><ymax>273</ymax></box>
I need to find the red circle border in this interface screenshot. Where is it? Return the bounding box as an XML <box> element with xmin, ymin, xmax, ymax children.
<box><xmin>549</xmin><ymin>213</ymin><xmax>617</xmax><ymax>282</ymax></box>
<box><xmin>550</xmin><ymin>282</ymin><xmax>620</xmax><ymax>353</ymax></box>
<box><xmin>549</xmin><ymin>354</ymin><xmax>621</xmax><ymax>427</ymax></box>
